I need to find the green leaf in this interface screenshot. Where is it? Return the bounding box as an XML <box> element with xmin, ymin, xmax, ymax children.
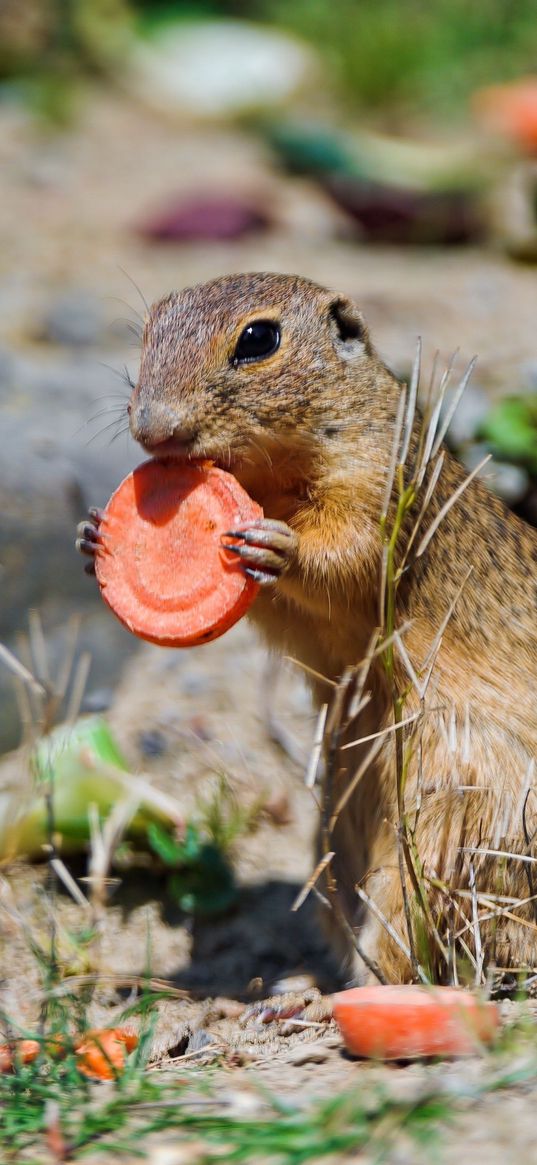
<box><xmin>479</xmin><ymin>395</ymin><xmax>537</xmax><ymax>472</ymax></box>
<box><xmin>144</xmin><ymin>820</ymin><xmax>200</xmax><ymax>866</ymax></box>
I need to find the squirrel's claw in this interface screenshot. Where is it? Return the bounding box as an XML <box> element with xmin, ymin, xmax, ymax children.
<box><xmin>244</xmin><ymin>567</ymin><xmax>283</xmax><ymax>586</ymax></box>
<box><xmin>222</xmin><ymin>518</ymin><xmax>298</xmax><ymax>586</ymax></box>
<box><xmin>76</xmin><ymin>508</ymin><xmax>103</xmax><ymax>575</ymax></box>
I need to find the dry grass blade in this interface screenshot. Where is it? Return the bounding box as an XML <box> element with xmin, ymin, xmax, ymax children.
<box><xmin>431</xmin><ymin>355</ymin><xmax>477</xmax><ymax>459</ymax></box>
<box><xmin>54</xmin><ymin>614</ymin><xmax>82</xmax><ymax>705</ymax></box>
<box><xmin>416</xmin><ymin>455</ymin><xmax>491</xmax><ymax>558</ymax></box>
<box><xmin>380</xmin><ymin>385</ymin><xmax>407</xmax><ymax>522</ymax></box>
<box><xmin>13</xmin><ymin>676</ymin><xmax>38</xmax><ymax>750</ymax></box>
<box><xmin>50</xmin><ymin>858</ymin><xmax>91</xmax><ymax>909</ymax></box>
<box><xmin>453</xmin><ymin>892</ymin><xmax>537</xmax><ymax>941</ymax></box>
<box><xmin>87</xmin><ymin>797</ymin><xmax>139</xmax><ymax>905</ymax></box>
<box><xmin>355</xmin><ymin>885</ymin><xmax>429</xmax><ymax>984</ymax></box>
<box><xmin>399</xmin><ymin>337</ymin><xmax>421</xmax><ymax>469</ymax></box>
<box><xmin>403</xmin><ymin>451</ymin><xmax>445</xmax><ymax>564</ymax></box>
<box><xmin>461</xmin><ymin>847</ymin><xmax>537</xmax><ymax>865</ymax></box>
<box><xmin>305</xmin><ymin>703</ymin><xmax>328</xmax><ymax>788</ymax></box>
<box><xmin>65</xmin><ymin>650</ymin><xmax>92</xmax><ymax>725</ymax></box>
<box><xmin>283</xmin><ymin>655</ymin><xmax>337</xmax><ymax>688</ymax></box>
<box><xmin>420</xmin><ymin>566</ymin><xmax>474</xmax><ymax>677</ymax></box>
<box><xmin>291</xmin><ymin>851</ymin><xmax>335</xmax><ymax>912</ymax></box>
<box><xmin>0</xmin><ymin>642</ymin><xmax>46</xmax><ymax>701</ymax></box>
<box><xmin>28</xmin><ymin>609</ymin><xmax>50</xmax><ymax>684</ymax></box>
<box><xmin>329</xmin><ymin>734</ymin><xmax>385</xmax><ymax>830</ymax></box>
<box><xmin>113</xmin><ymin>768</ymin><xmax>186</xmax><ymax>824</ymax></box>
<box><xmin>415</xmin><ymin>350</ymin><xmax>458</xmax><ymax>487</ymax></box>
<box><xmin>340</xmin><ymin>711</ymin><xmax>420</xmax><ymax>752</ymax></box>
<box><xmin>469</xmin><ymin>861</ymin><xmax>485</xmax><ymax>986</ymax></box>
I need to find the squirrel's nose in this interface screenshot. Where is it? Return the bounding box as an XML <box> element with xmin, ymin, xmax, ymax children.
<box><xmin>130</xmin><ymin>401</ymin><xmax>195</xmax><ymax>449</ymax></box>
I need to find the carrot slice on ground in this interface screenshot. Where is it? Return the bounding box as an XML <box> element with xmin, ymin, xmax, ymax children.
<box><xmin>0</xmin><ymin>1039</ymin><xmax>41</xmax><ymax>1072</ymax></box>
<box><xmin>332</xmin><ymin>985</ymin><xmax>500</xmax><ymax>1060</ymax></box>
<box><xmin>95</xmin><ymin>460</ymin><xmax>262</xmax><ymax>647</ymax></box>
<box><xmin>75</xmin><ymin>1027</ymin><xmax>138</xmax><ymax>1081</ymax></box>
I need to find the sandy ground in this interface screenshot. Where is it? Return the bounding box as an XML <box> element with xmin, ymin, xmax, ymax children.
<box><xmin>1</xmin><ymin>87</ymin><xmax>537</xmax><ymax>1162</ymax></box>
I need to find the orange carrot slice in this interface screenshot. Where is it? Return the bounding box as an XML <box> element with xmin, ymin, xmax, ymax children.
<box><xmin>75</xmin><ymin>1027</ymin><xmax>138</xmax><ymax>1081</ymax></box>
<box><xmin>474</xmin><ymin>78</ymin><xmax>537</xmax><ymax>151</ymax></box>
<box><xmin>333</xmin><ymin>985</ymin><xmax>500</xmax><ymax>1060</ymax></box>
<box><xmin>0</xmin><ymin>1039</ymin><xmax>41</xmax><ymax>1072</ymax></box>
<box><xmin>95</xmin><ymin>460</ymin><xmax>262</xmax><ymax>647</ymax></box>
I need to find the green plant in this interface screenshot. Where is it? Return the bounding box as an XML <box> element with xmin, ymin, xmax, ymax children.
<box><xmin>479</xmin><ymin>394</ymin><xmax>537</xmax><ymax>474</ymax></box>
<box><xmin>260</xmin><ymin>0</ymin><xmax>537</xmax><ymax>117</ymax></box>
<box><xmin>197</xmin><ymin>772</ymin><xmax>263</xmax><ymax>855</ymax></box>
<box><xmin>147</xmin><ymin>819</ymin><xmax>238</xmax><ymax>915</ymax></box>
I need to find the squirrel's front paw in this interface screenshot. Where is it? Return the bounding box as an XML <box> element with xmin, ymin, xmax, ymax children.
<box><xmin>222</xmin><ymin>518</ymin><xmax>298</xmax><ymax>586</ymax></box>
<box><xmin>75</xmin><ymin>507</ymin><xmax>104</xmax><ymax>576</ymax></box>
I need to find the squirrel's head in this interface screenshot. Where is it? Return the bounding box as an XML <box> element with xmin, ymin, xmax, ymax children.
<box><xmin>129</xmin><ymin>272</ymin><xmax>394</xmax><ymax>494</ymax></box>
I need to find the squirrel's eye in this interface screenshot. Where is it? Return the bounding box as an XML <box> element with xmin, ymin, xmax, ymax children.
<box><xmin>232</xmin><ymin>320</ymin><xmax>280</xmax><ymax>365</ymax></box>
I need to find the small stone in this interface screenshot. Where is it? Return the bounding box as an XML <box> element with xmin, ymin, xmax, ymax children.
<box><xmin>138</xmin><ymin>728</ymin><xmax>168</xmax><ymax>758</ymax></box>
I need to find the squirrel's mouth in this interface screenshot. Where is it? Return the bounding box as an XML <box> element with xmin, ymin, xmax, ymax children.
<box><xmin>140</xmin><ymin>435</ymin><xmax>233</xmax><ymax>472</ymax></box>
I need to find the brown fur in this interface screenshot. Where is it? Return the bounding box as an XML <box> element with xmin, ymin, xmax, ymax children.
<box><xmin>130</xmin><ymin>272</ymin><xmax>537</xmax><ymax>982</ymax></box>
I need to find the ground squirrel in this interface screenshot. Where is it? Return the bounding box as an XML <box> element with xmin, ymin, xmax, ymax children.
<box><xmin>78</xmin><ymin>272</ymin><xmax>537</xmax><ymax>983</ymax></box>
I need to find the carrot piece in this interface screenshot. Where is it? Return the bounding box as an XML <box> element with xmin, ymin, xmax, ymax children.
<box><xmin>332</xmin><ymin>985</ymin><xmax>500</xmax><ymax>1060</ymax></box>
<box><xmin>95</xmin><ymin>460</ymin><xmax>262</xmax><ymax>647</ymax></box>
<box><xmin>0</xmin><ymin>1039</ymin><xmax>41</xmax><ymax>1072</ymax></box>
<box><xmin>474</xmin><ymin>78</ymin><xmax>537</xmax><ymax>152</ymax></box>
<box><xmin>75</xmin><ymin>1027</ymin><xmax>138</xmax><ymax>1081</ymax></box>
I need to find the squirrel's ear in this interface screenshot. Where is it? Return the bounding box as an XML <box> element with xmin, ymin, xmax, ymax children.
<box><xmin>329</xmin><ymin>297</ymin><xmax>368</xmax><ymax>351</ymax></box>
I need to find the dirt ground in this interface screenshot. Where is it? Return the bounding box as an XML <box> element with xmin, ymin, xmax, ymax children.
<box><xmin>1</xmin><ymin>88</ymin><xmax>537</xmax><ymax>1162</ymax></box>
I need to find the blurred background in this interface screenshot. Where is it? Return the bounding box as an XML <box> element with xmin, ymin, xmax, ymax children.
<box><xmin>1</xmin><ymin>0</ymin><xmax>537</xmax><ymax>752</ymax></box>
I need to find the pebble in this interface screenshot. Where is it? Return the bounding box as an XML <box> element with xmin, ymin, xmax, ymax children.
<box><xmin>138</xmin><ymin>728</ymin><xmax>169</xmax><ymax>759</ymax></box>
